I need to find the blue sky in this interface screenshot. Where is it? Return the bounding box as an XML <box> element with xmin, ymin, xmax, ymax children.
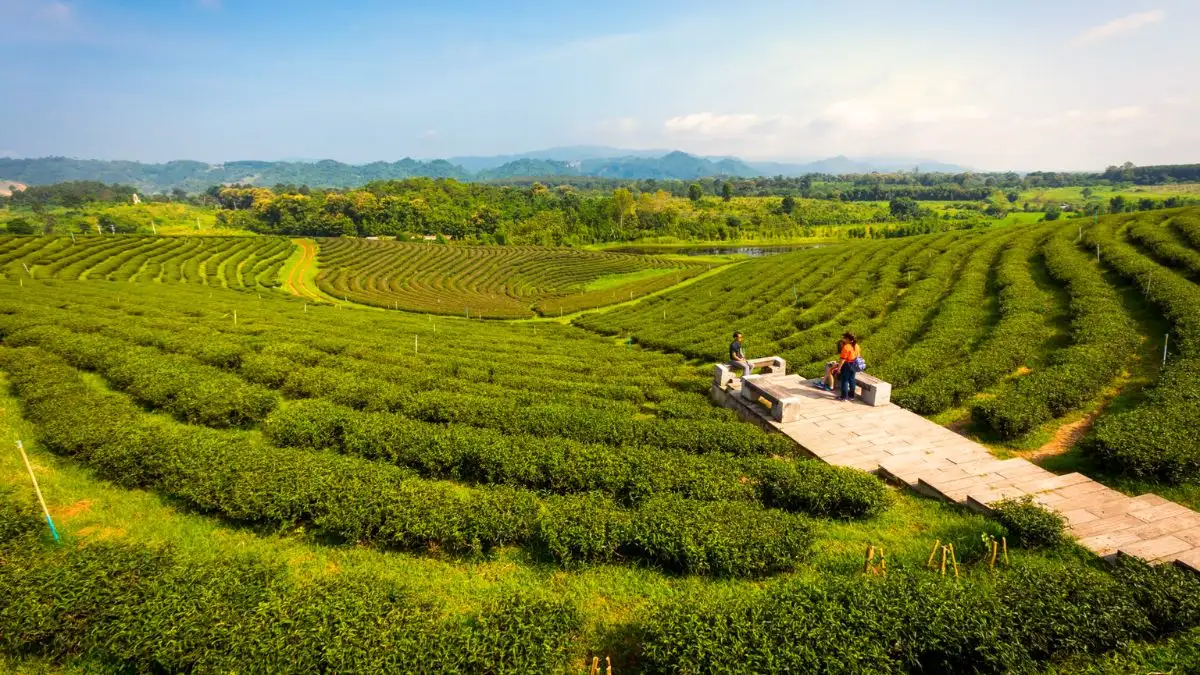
<box><xmin>2</xmin><ymin>0</ymin><xmax>1197</xmax><ymax>169</ymax></box>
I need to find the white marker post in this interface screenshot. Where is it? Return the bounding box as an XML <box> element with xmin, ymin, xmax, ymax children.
<box><xmin>233</xmin><ymin>310</ymin><xmax>237</xmax><ymax>325</ymax></box>
<box><xmin>1164</xmin><ymin>334</ymin><xmax>1170</xmax><ymax>366</ymax></box>
<box><xmin>414</xmin><ymin>335</ymin><xmax>419</xmax><ymax>354</ymax></box>
<box><xmin>17</xmin><ymin>441</ymin><xmax>60</xmax><ymax>544</ymax></box>
<box><xmin>70</xmin><ymin>232</ymin><xmax>76</xmax><ymax>244</ymax></box>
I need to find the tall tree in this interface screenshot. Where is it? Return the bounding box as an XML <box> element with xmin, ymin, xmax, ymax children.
<box><xmin>612</xmin><ymin>188</ymin><xmax>635</xmax><ymax>232</ymax></box>
<box><xmin>688</xmin><ymin>183</ymin><xmax>702</xmax><ymax>202</ymax></box>
<box><xmin>721</xmin><ymin>182</ymin><xmax>733</xmax><ymax>202</ymax></box>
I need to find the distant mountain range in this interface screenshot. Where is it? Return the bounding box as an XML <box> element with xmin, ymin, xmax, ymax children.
<box><xmin>0</xmin><ymin>147</ymin><xmax>971</xmax><ymax>193</ymax></box>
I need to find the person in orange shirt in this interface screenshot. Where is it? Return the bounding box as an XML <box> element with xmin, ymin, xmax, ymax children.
<box><xmin>837</xmin><ymin>331</ymin><xmax>861</xmax><ymax>401</ymax></box>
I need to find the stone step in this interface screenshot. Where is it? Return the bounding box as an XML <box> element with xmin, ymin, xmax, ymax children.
<box><xmin>1131</xmin><ymin>493</ymin><xmax>1172</xmax><ymax>507</ymax></box>
<box><xmin>1013</xmin><ymin>472</ymin><xmax>1092</xmax><ymax>496</ymax></box>
<box><xmin>919</xmin><ymin>462</ymin><xmax>1053</xmax><ymax>504</ymax></box>
<box><xmin>1124</xmin><ymin>514</ymin><xmax>1200</xmax><ymax>542</ymax></box>
<box><xmin>1078</xmin><ymin>530</ymin><xmax>1145</xmax><ymax>558</ymax></box>
<box><xmin>1174</xmin><ymin>548</ymin><xmax>1200</xmax><ymax>573</ymax></box>
<box><xmin>878</xmin><ymin>457</ymin><xmax>960</xmax><ymax>487</ymax></box>
<box><xmin>965</xmin><ymin>486</ymin><xmax>1032</xmax><ymax>512</ymax></box>
<box><xmin>1038</xmin><ymin>478</ymin><xmax>1115</xmax><ymax>503</ymax></box>
<box><xmin>1070</xmin><ymin>512</ymin><xmax>1153</xmax><ymax>540</ymax></box>
<box><xmin>1118</xmin><ymin>535</ymin><xmax>1195</xmax><ymax>563</ymax></box>
<box><xmin>1127</xmin><ymin>500</ymin><xmax>1195</xmax><ymax>525</ymax></box>
<box><xmin>1176</xmin><ymin>526</ymin><xmax>1200</xmax><ymax>547</ymax></box>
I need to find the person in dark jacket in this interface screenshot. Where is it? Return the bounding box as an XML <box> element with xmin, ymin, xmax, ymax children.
<box><xmin>729</xmin><ymin>331</ymin><xmax>752</xmax><ymax>377</ymax></box>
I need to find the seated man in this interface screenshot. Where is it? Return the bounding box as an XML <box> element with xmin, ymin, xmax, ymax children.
<box><xmin>729</xmin><ymin>331</ymin><xmax>753</xmax><ymax>377</ymax></box>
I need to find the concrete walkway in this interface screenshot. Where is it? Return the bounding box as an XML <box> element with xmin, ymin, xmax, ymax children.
<box><xmin>714</xmin><ymin>373</ymin><xmax>1200</xmax><ymax>573</ymax></box>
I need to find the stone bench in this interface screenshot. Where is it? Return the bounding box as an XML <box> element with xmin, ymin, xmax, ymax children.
<box><xmin>740</xmin><ymin>376</ymin><xmax>806</xmax><ymax>423</ymax></box>
<box><xmin>829</xmin><ymin>371</ymin><xmax>892</xmax><ymax>406</ymax></box>
<box><xmin>712</xmin><ymin>356</ymin><xmax>787</xmax><ymax>389</ymax></box>
<box><xmin>854</xmin><ymin>373</ymin><xmax>891</xmax><ymax>406</ymax></box>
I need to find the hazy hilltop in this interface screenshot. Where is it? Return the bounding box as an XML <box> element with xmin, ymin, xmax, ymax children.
<box><xmin>0</xmin><ymin>149</ymin><xmax>972</xmax><ymax>193</ymax></box>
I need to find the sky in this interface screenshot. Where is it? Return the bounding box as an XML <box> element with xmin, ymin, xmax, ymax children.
<box><xmin>1</xmin><ymin>0</ymin><xmax>1197</xmax><ymax>170</ymax></box>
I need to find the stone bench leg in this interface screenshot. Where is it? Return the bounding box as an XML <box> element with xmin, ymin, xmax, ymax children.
<box><xmin>858</xmin><ymin>381</ymin><xmax>891</xmax><ymax>406</ymax></box>
<box><xmin>774</xmin><ymin>396</ymin><xmax>806</xmax><ymax>423</ymax></box>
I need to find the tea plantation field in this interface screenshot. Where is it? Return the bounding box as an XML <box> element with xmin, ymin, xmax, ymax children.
<box><xmin>0</xmin><ymin>234</ymin><xmax>714</xmax><ymax>317</ymax></box>
<box><xmin>580</xmin><ymin>207</ymin><xmax>1200</xmax><ymax>487</ymax></box>
<box><xmin>315</xmin><ymin>238</ymin><xmax>713</xmax><ymax>317</ymax></box>
<box><xmin>0</xmin><ymin>234</ymin><xmax>293</xmax><ymax>289</ymax></box>
<box><xmin>1</xmin><ymin>211</ymin><xmax>1200</xmax><ymax>671</ymax></box>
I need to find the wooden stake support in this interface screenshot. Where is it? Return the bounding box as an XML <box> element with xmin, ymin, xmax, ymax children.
<box><xmin>1002</xmin><ymin>537</ymin><xmax>1009</xmax><ymax>565</ymax></box>
<box><xmin>589</xmin><ymin>657</ymin><xmax>599</xmax><ymax>675</ymax></box>
<box><xmin>989</xmin><ymin>540</ymin><xmax>998</xmax><ymax>571</ymax></box>
<box><xmin>863</xmin><ymin>545</ymin><xmax>875</xmax><ymax>574</ymax></box>
<box><xmin>948</xmin><ymin>543</ymin><xmax>959</xmax><ymax>578</ymax></box>
<box><xmin>927</xmin><ymin>539</ymin><xmax>941</xmax><ymax>568</ymax></box>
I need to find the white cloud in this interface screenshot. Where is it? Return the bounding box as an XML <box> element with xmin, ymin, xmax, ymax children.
<box><xmin>1071</xmin><ymin>10</ymin><xmax>1164</xmax><ymax>47</ymax></box>
<box><xmin>0</xmin><ymin>149</ymin><xmax>17</xmax><ymax>158</ymax></box>
<box><xmin>40</xmin><ymin>1</ymin><xmax>70</xmax><ymax>21</ymax></box>
<box><xmin>814</xmin><ymin>100</ymin><xmax>882</xmax><ymax>132</ymax></box>
<box><xmin>907</xmin><ymin>105</ymin><xmax>989</xmax><ymax>124</ymax></box>
<box><xmin>417</xmin><ymin>129</ymin><xmax>439</xmax><ymax>139</ymax></box>
<box><xmin>664</xmin><ymin>112</ymin><xmax>774</xmax><ymax>136</ymax></box>
<box><xmin>1104</xmin><ymin>106</ymin><xmax>1146</xmax><ymax>121</ymax></box>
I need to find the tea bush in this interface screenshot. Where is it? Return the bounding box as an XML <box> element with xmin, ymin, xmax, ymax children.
<box><xmin>639</xmin><ymin>560</ymin><xmax>1200</xmax><ymax>673</ymax></box>
<box><xmin>264</xmin><ymin>399</ymin><xmax>889</xmax><ymax>517</ymax></box>
<box><xmin>0</xmin><ymin>347</ymin><xmax>815</xmax><ymax>575</ymax></box>
<box><xmin>990</xmin><ymin>496</ymin><xmax>1067</xmax><ymax>548</ymax></box>
<box><xmin>973</xmin><ymin>229</ymin><xmax>1137</xmax><ymax>439</ymax></box>
<box><xmin>0</xmin><ymin>536</ymin><xmax>580</xmax><ymax>673</ymax></box>
<box><xmin>1082</xmin><ymin>212</ymin><xmax>1200</xmax><ymax>481</ymax></box>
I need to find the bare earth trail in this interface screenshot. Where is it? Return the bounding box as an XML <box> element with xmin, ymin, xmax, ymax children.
<box><xmin>282</xmin><ymin>238</ymin><xmax>330</xmax><ymax>304</ymax></box>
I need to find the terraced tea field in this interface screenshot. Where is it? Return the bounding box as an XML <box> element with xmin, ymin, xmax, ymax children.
<box><xmin>0</xmin><ymin>235</ymin><xmax>714</xmax><ymax>316</ymax></box>
<box><xmin>0</xmin><ymin>234</ymin><xmax>292</xmax><ymax>289</ymax></box>
<box><xmin>315</xmin><ymin>238</ymin><xmax>713</xmax><ymax>317</ymax></box>
<box><xmin>2</xmin><ymin>210</ymin><xmax>1200</xmax><ymax>671</ymax></box>
<box><xmin>581</xmin><ymin>206</ymin><xmax>1200</xmax><ymax>487</ymax></box>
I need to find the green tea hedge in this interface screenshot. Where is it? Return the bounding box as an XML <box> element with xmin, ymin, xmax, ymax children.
<box><xmin>0</xmin><ymin>536</ymin><xmax>580</xmax><ymax>673</ymax></box>
<box><xmin>264</xmin><ymin>399</ymin><xmax>889</xmax><ymax>518</ymax></box>
<box><xmin>0</xmin><ymin>347</ymin><xmax>814</xmax><ymax>576</ymax></box>
<box><xmin>640</xmin><ymin>559</ymin><xmax>1200</xmax><ymax>673</ymax></box>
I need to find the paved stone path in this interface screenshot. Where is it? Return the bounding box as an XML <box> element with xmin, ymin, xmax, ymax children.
<box><xmin>715</xmin><ymin>373</ymin><xmax>1200</xmax><ymax>573</ymax></box>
